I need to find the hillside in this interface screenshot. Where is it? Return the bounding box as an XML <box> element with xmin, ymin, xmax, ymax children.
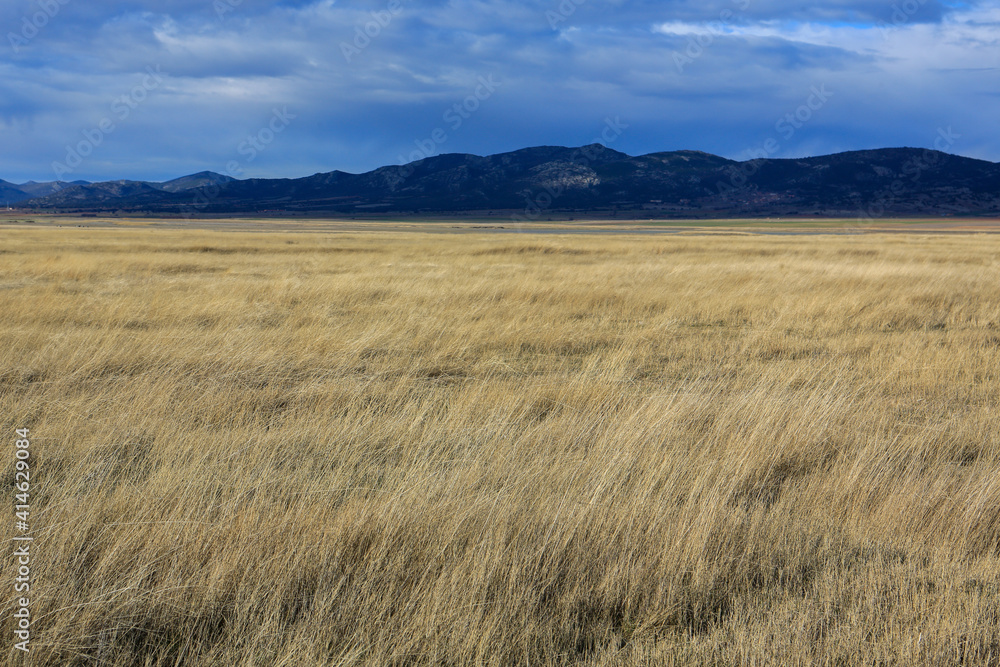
<box><xmin>11</xmin><ymin>147</ymin><xmax>1000</xmax><ymax>217</ymax></box>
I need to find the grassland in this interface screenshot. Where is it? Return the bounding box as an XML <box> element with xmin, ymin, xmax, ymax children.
<box><xmin>2</xmin><ymin>226</ymin><xmax>1000</xmax><ymax>665</ymax></box>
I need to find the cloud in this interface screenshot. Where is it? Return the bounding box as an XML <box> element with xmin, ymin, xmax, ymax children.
<box><xmin>0</xmin><ymin>0</ymin><xmax>996</xmax><ymax>182</ymax></box>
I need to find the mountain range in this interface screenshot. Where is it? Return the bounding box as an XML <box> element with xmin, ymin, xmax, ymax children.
<box><xmin>2</xmin><ymin>179</ymin><xmax>88</xmax><ymax>204</ymax></box>
<box><xmin>1</xmin><ymin>172</ymin><xmax>235</xmax><ymax>205</ymax></box>
<box><xmin>7</xmin><ymin>147</ymin><xmax>1000</xmax><ymax>218</ymax></box>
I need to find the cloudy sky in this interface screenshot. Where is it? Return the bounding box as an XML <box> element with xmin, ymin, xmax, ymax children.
<box><xmin>1</xmin><ymin>0</ymin><xmax>998</xmax><ymax>183</ymax></box>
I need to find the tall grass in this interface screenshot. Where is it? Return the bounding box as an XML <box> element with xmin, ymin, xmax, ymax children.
<box><xmin>2</xmin><ymin>227</ymin><xmax>1000</xmax><ymax>665</ymax></box>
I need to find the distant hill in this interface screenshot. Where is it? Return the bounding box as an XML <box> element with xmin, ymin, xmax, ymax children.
<box><xmin>0</xmin><ymin>179</ymin><xmax>27</xmax><ymax>204</ymax></box>
<box><xmin>17</xmin><ymin>181</ymin><xmax>90</xmax><ymax>197</ymax></box>
<box><xmin>157</xmin><ymin>171</ymin><xmax>235</xmax><ymax>193</ymax></box>
<box><xmin>10</xmin><ymin>147</ymin><xmax>1000</xmax><ymax>218</ymax></box>
<box><xmin>29</xmin><ymin>180</ymin><xmax>171</xmax><ymax>207</ymax></box>
<box><xmin>1</xmin><ymin>179</ymin><xmax>91</xmax><ymax>204</ymax></box>
<box><xmin>18</xmin><ymin>180</ymin><xmax>90</xmax><ymax>197</ymax></box>
<box><xmin>16</xmin><ymin>171</ymin><xmax>234</xmax><ymax>207</ymax></box>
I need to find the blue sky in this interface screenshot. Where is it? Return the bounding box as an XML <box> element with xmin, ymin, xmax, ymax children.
<box><xmin>1</xmin><ymin>0</ymin><xmax>998</xmax><ymax>183</ymax></box>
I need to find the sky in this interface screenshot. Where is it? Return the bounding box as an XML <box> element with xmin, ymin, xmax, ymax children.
<box><xmin>1</xmin><ymin>0</ymin><xmax>998</xmax><ymax>183</ymax></box>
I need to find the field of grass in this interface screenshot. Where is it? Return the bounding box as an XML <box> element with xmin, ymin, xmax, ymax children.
<box><xmin>2</xmin><ymin>227</ymin><xmax>1000</xmax><ymax>665</ymax></box>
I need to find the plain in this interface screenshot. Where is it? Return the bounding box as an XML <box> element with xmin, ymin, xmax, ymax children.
<box><xmin>2</xmin><ymin>226</ymin><xmax>1000</xmax><ymax>665</ymax></box>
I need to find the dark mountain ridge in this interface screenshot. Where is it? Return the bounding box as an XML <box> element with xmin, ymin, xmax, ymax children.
<box><xmin>10</xmin><ymin>147</ymin><xmax>1000</xmax><ymax>218</ymax></box>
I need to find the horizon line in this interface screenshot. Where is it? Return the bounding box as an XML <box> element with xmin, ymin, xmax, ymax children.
<box><xmin>3</xmin><ymin>144</ymin><xmax>994</xmax><ymax>187</ymax></box>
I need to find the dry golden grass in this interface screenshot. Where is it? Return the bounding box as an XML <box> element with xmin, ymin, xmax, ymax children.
<box><xmin>2</xmin><ymin>227</ymin><xmax>1000</xmax><ymax>665</ymax></box>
